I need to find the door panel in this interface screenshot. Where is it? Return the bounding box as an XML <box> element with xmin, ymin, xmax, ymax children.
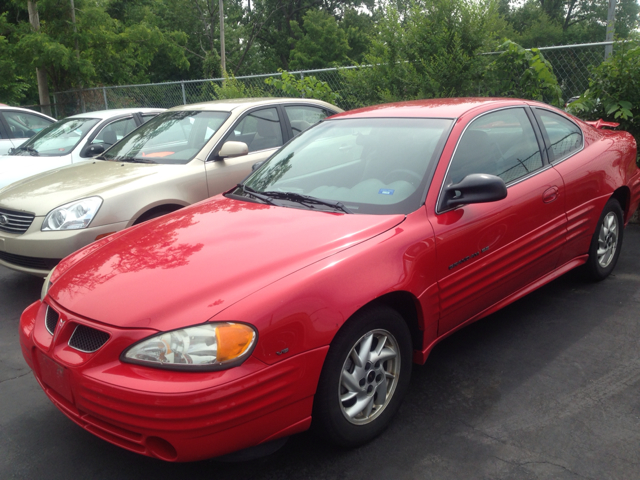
<box><xmin>205</xmin><ymin>150</ymin><xmax>276</xmax><ymax>197</ymax></box>
<box><xmin>205</xmin><ymin>107</ymin><xmax>287</xmax><ymax>197</ymax></box>
<box><xmin>432</xmin><ymin>167</ymin><xmax>566</xmax><ymax>335</ymax></box>
<box><xmin>533</xmin><ymin>107</ymin><xmax>612</xmax><ymax>263</ymax></box>
<box><xmin>431</xmin><ymin>107</ymin><xmax>567</xmax><ymax>336</ymax></box>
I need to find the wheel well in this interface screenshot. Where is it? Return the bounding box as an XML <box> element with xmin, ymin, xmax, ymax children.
<box><xmin>611</xmin><ymin>187</ymin><xmax>630</xmax><ymax>222</ymax></box>
<box><xmin>367</xmin><ymin>291</ymin><xmax>423</xmax><ymax>351</ymax></box>
<box><xmin>133</xmin><ymin>204</ymin><xmax>184</xmax><ymax>225</ymax></box>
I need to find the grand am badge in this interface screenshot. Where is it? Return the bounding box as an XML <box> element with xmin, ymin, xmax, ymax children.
<box><xmin>449</xmin><ymin>246</ymin><xmax>490</xmax><ymax>270</ymax></box>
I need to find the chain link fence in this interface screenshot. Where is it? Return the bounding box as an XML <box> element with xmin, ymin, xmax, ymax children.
<box><xmin>49</xmin><ymin>41</ymin><xmax>613</xmax><ymax>118</ymax></box>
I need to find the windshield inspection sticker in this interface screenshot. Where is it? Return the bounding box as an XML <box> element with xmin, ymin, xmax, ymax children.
<box><xmin>379</xmin><ymin>189</ymin><xmax>395</xmax><ymax>195</ymax></box>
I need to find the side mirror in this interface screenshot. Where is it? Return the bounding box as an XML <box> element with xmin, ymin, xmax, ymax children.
<box><xmin>440</xmin><ymin>173</ymin><xmax>507</xmax><ymax>211</ymax></box>
<box><xmin>80</xmin><ymin>143</ymin><xmax>106</xmax><ymax>158</ymax></box>
<box><xmin>218</xmin><ymin>141</ymin><xmax>248</xmax><ymax>160</ymax></box>
<box><xmin>252</xmin><ymin>160</ymin><xmax>265</xmax><ymax>171</ymax></box>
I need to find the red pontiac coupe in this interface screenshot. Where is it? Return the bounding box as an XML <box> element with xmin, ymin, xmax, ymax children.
<box><xmin>20</xmin><ymin>98</ymin><xmax>640</xmax><ymax>462</ymax></box>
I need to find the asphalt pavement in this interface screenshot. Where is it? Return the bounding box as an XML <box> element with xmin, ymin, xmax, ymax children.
<box><xmin>1</xmin><ymin>225</ymin><xmax>639</xmax><ymax>480</ymax></box>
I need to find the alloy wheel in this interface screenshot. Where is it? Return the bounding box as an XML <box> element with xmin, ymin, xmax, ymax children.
<box><xmin>338</xmin><ymin>329</ymin><xmax>400</xmax><ymax>425</ymax></box>
<box><xmin>597</xmin><ymin>211</ymin><xmax>618</xmax><ymax>268</ymax></box>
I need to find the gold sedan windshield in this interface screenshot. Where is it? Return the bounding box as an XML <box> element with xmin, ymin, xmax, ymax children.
<box><xmin>103</xmin><ymin>111</ymin><xmax>230</xmax><ymax>164</ymax></box>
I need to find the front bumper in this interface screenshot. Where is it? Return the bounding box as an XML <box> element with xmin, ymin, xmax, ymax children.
<box><xmin>0</xmin><ymin>218</ymin><xmax>128</xmax><ymax>277</ymax></box>
<box><xmin>20</xmin><ymin>300</ymin><xmax>328</xmax><ymax>461</ymax></box>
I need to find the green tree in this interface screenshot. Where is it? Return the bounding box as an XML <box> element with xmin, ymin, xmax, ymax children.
<box><xmin>341</xmin><ymin>0</ymin><xmax>500</xmax><ymax>107</ymax></box>
<box><xmin>289</xmin><ymin>9</ymin><xmax>350</xmax><ymax>70</ymax></box>
<box><xmin>568</xmin><ymin>39</ymin><xmax>640</xmax><ymax>156</ymax></box>
<box><xmin>0</xmin><ymin>13</ymin><xmax>29</xmax><ymax>104</ymax></box>
<box><xmin>0</xmin><ymin>0</ymin><xmax>189</xmax><ymax>105</ymax></box>
<box><xmin>484</xmin><ymin>40</ymin><xmax>563</xmax><ymax>106</ymax></box>
<box><xmin>501</xmin><ymin>0</ymin><xmax>640</xmax><ymax>47</ymax></box>
<box><xmin>265</xmin><ymin>69</ymin><xmax>340</xmax><ymax>104</ymax></box>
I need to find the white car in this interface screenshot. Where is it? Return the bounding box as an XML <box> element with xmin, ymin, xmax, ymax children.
<box><xmin>0</xmin><ymin>105</ymin><xmax>55</xmax><ymax>155</ymax></box>
<box><xmin>0</xmin><ymin>108</ymin><xmax>164</xmax><ymax>189</ymax></box>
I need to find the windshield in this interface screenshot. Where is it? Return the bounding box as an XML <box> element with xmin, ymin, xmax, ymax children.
<box><xmin>12</xmin><ymin>117</ymin><xmax>100</xmax><ymax>156</ymax></box>
<box><xmin>103</xmin><ymin>110</ymin><xmax>230</xmax><ymax>164</ymax></box>
<box><xmin>237</xmin><ymin>117</ymin><xmax>453</xmax><ymax>215</ymax></box>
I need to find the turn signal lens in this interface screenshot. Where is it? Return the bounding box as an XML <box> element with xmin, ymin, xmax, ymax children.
<box><xmin>122</xmin><ymin>322</ymin><xmax>257</xmax><ymax>371</ymax></box>
<box><xmin>215</xmin><ymin>323</ymin><xmax>256</xmax><ymax>362</ymax></box>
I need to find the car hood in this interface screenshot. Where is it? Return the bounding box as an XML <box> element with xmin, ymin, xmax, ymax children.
<box><xmin>49</xmin><ymin>196</ymin><xmax>405</xmax><ymax>331</ymax></box>
<box><xmin>0</xmin><ymin>161</ymin><xmax>171</xmax><ymax>215</ymax></box>
<box><xmin>0</xmin><ymin>154</ymin><xmax>72</xmax><ymax>191</ymax></box>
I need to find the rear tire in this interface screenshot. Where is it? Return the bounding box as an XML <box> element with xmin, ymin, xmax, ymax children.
<box><xmin>313</xmin><ymin>305</ymin><xmax>412</xmax><ymax>447</ymax></box>
<box><xmin>584</xmin><ymin>198</ymin><xmax>624</xmax><ymax>281</ymax></box>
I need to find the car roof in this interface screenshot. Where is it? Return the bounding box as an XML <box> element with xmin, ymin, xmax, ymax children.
<box><xmin>329</xmin><ymin>98</ymin><xmax>534</xmax><ymax>120</ymax></box>
<box><xmin>167</xmin><ymin>97</ymin><xmax>339</xmax><ymax>113</ymax></box>
<box><xmin>0</xmin><ymin>105</ymin><xmax>55</xmax><ymax>121</ymax></box>
<box><xmin>69</xmin><ymin>108</ymin><xmax>165</xmax><ymax>120</ymax></box>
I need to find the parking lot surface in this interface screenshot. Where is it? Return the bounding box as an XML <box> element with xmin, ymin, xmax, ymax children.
<box><xmin>1</xmin><ymin>225</ymin><xmax>639</xmax><ymax>480</ymax></box>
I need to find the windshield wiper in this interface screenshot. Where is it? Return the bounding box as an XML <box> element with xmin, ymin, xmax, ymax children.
<box><xmin>261</xmin><ymin>191</ymin><xmax>352</xmax><ymax>214</ymax></box>
<box><xmin>236</xmin><ymin>183</ymin><xmax>278</xmax><ymax>206</ymax></box>
<box><xmin>115</xmin><ymin>156</ymin><xmax>157</xmax><ymax>164</ymax></box>
<box><xmin>9</xmin><ymin>145</ymin><xmax>39</xmax><ymax>156</ymax></box>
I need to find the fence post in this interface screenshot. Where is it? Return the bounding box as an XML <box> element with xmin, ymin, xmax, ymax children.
<box><xmin>605</xmin><ymin>0</ymin><xmax>616</xmax><ymax>60</ymax></box>
<box><xmin>181</xmin><ymin>82</ymin><xmax>187</xmax><ymax>104</ymax></box>
<box><xmin>300</xmin><ymin>72</ymin><xmax>305</xmax><ymax>98</ymax></box>
<box><xmin>103</xmin><ymin>87</ymin><xmax>108</xmax><ymax>109</ymax></box>
<box><xmin>53</xmin><ymin>94</ymin><xmax>58</xmax><ymax>118</ymax></box>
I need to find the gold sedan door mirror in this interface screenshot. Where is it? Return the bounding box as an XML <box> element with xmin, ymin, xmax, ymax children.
<box><xmin>218</xmin><ymin>141</ymin><xmax>249</xmax><ymax>159</ymax></box>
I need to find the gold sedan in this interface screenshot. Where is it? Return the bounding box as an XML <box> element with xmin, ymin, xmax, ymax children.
<box><xmin>0</xmin><ymin>98</ymin><xmax>342</xmax><ymax>276</ymax></box>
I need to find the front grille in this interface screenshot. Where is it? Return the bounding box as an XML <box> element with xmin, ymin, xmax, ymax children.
<box><xmin>45</xmin><ymin>306</ymin><xmax>60</xmax><ymax>335</ymax></box>
<box><xmin>0</xmin><ymin>251</ymin><xmax>61</xmax><ymax>271</ymax></box>
<box><xmin>0</xmin><ymin>207</ymin><xmax>35</xmax><ymax>234</ymax></box>
<box><xmin>68</xmin><ymin>325</ymin><xmax>110</xmax><ymax>353</ymax></box>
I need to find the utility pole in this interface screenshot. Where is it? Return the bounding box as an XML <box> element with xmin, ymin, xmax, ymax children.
<box><xmin>219</xmin><ymin>0</ymin><xmax>226</xmax><ymax>73</ymax></box>
<box><xmin>27</xmin><ymin>1</ymin><xmax>52</xmax><ymax>116</ymax></box>
<box><xmin>69</xmin><ymin>0</ymin><xmax>86</xmax><ymax>112</ymax></box>
<box><xmin>605</xmin><ymin>0</ymin><xmax>617</xmax><ymax>60</ymax></box>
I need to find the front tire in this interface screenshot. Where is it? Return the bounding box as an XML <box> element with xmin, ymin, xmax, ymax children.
<box><xmin>313</xmin><ymin>305</ymin><xmax>413</xmax><ymax>447</ymax></box>
<box><xmin>585</xmin><ymin>198</ymin><xmax>624</xmax><ymax>281</ymax></box>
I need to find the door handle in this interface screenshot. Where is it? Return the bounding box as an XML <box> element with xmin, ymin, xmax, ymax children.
<box><xmin>542</xmin><ymin>186</ymin><xmax>559</xmax><ymax>203</ymax></box>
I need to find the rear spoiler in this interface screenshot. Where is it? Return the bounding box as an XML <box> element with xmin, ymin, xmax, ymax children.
<box><xmin>585</xmin><ymin>119</ymin><xmax>620</xmax><ymax>129</ymax></box>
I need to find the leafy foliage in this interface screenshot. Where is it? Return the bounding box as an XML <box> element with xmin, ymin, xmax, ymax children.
<box><xmin>289</xmin><ymin>9</ymin><xmax>350</xmax><ymax>70</ymax></box>
<box><xmin>212</xmin><ymin>72</ymin><xmax>266</xmax><ymax>99</ymax></box>
<box><xmin>0</xmin><ymin>13</ymin><xmax>29</xmax><ymax>104</ymax></box>
<box><xmin>484</xmin><ymin>40</ymin><xmax>563</xmax><ymax>106</ymax></box>
<box><xmin>501</xmin><ymin>0</ymin><xmax>640</xmax><ymax>47</ymax></box>
<box><xmin>568</xmin><ymin>40</ymin><xmax>640</xmax><ymax>155</ymax></box>
<box><xmin>265</xmin><ymin>70</ymin><xmax>339</xmax><ymax>104</ymax></box>
<box><xmin>0</xmin><ymin>0</ymin><xmax>189</xmax><ymax>105</ymax></box>
<box><xmin>340</xmin><ymin>0</ymin><xmax>504</xmax><ymax>107</ymax></box>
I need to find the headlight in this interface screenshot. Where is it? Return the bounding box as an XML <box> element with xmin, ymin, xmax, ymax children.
<box><xmin>40</xmin><ymin>266</ymin><xmax>56</xmax><ymax>301</ymax></box>
<box><xmin>121</xmin><ymin>322</ymin><xmax>257</xmax><ymax>371</ymax></box>
<box><xmin>42</xmin><ymin>197</ymin><xmax>103</xmax><ymax>231</ymax></box>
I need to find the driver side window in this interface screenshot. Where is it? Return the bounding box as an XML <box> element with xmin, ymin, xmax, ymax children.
<box><xmin>228</xmin><ymin>108</ymin><xmax>283</xmax><ymax>153</ymax></box>
<box><xmin>446</xmin><ymin>108</ymin><xmax>543</xmax><ymax>186</ymax></box>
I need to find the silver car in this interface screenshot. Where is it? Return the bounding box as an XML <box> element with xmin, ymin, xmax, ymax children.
<box><xmin>0</xmin><ymin>108</ymin><xmax>164</xmax><ymax>189</ymax></box>
<box><xmin>0</xmin><ymin>98</ymin><xmax>341</xmax><ymax>276</ymax></box>
<box><xmin>0</xmin><ymin>105</ymin><xmax>55</xmax><ymax>155</ymax></box>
